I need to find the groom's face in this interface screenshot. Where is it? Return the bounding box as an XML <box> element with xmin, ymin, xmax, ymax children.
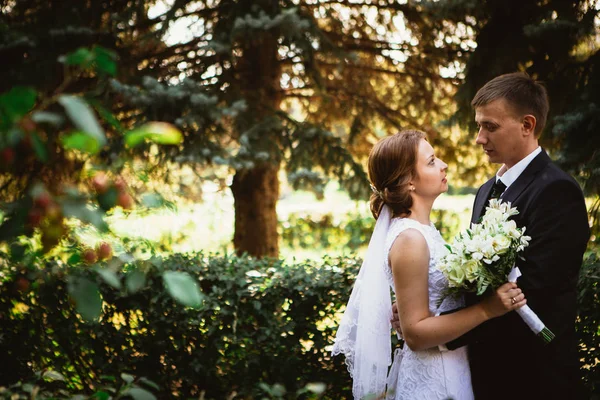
<box><xmin>474</xmin><ymin>98</ymin><xmax>526</xmax><ymax>169</ymax></box>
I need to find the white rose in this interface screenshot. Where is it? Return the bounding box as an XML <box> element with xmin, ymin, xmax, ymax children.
<box><xmin>492</xmin><ymin>234</ymin><xmax>511</xmax><ymax>254</ymax></box>
<box><xmin>446</xmin><ymin>265</ymin><xmax>467</xmax><ymax>287</ymax></box>
<box><xmin>463</xmin><ymin>259</ymin><xmax>481</xmax><ymax>282</ymax></box>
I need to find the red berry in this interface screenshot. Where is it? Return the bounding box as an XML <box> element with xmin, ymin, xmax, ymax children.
<box><xmin>15</xmin><ymin>276</ymin><xmax>30</xmax><ymax>293</ymax></box>
<box><xmin>82</xmin><ymin>248</ymin><xmax>97</xmax><ymax>264</ymax></box>
<box><xmin>34</xmin><ymin>192</ymin><xmax>52</xmax><ymax>209</ymax></box>
<box><xmin>1</xmin><ymin>148</ymin><xmax>15</xmax><ymax>166</ymax></box>
<box><xmin>117</xmin><ymin>192</ymin><xmax>134</xmax><ymax>209</ymax></box>
<box><xmin>28</xmin><ymin>208</ymin><xmax>43</xmax><ymax>227</ymax></box>
<box><xmin>92</xmin><ymin>172</ymin><xmax>110</xmax><ymax>194</ymax></box>
<box><xmin>96</xmin><ymin>242</ymin><xmax>112</xmax><ymax>260</ymax></box>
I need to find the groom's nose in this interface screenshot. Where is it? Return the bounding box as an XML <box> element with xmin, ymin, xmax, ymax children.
<box><xmin>475</xmin><ymin>129</ymin><xmax>487</xmax><ymax>145</ymax></box>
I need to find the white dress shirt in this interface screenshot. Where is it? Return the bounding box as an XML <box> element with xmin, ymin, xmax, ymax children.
<box><xmin>495</xmin><ymin>146</ymin><xmax>542</xmax><ymax>190</ymax></box>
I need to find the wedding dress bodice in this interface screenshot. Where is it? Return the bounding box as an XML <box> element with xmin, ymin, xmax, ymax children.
<box><xmin>383</xmin><ymin>217</ymin><xmax>473</xmax><ymax>400</ymax></box>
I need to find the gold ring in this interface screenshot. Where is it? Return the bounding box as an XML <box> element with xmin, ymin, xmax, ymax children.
<box><xmin>511</xmin><ymin>297</ymin><xmax>516</xmax><ymax>305</ymax></box>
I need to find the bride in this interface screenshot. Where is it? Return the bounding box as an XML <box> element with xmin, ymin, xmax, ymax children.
<box><xmin>332</xmin><ymin>130</ymin><xmax>526</xmax><ymax>399</ymax></box>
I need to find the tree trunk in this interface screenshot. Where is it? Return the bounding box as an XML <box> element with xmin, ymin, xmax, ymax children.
<box><xmin>231</xmin><ymin>164</ymin><xmax>280</xmax><ymax>258</ymax></box>
<box><xmin>230</xmin><ymin>5</ymin><xmax>283</xmax><ymax>258</ymax></box>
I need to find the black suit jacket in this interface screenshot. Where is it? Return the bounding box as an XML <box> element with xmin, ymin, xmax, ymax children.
<box><xmin>448</xmin><ymin>150</ymin><xmax>590</xmax><ymax>399</ymax></box>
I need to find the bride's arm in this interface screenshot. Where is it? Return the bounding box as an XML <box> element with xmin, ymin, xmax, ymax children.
<box><xmin>390</xmin><ymin>228</ymin><xmax>526</xmax><ymax>351</ymax></box>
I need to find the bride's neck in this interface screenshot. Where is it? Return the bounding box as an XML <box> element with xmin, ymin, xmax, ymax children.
<box><xmin>408</xmin><ymin>197</ymin><xmax>434</xmax><ymax>225</ymax></box>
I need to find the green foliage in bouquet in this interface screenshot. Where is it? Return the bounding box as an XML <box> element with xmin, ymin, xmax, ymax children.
<box><xmin>438</xmin><ymin>200</ymin><xmax>531</xmax><ymax>297</ymax></box>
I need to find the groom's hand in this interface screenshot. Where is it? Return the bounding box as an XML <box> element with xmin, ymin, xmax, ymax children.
<box><xmin>391</xmin><ymin>302</ymin><xmax>402</xmax><ymax>336</ymax></box>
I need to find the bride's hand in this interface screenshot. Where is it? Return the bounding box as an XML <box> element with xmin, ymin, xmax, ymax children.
<box><xmin>391</xmin><ymin>302</ymin><xmax>403</xmax><ymax>336</ymax></box>
<box><xmin>480</xmin><ymin>282</ymin><xmax>526</xmax><ymax>319</ymax></box>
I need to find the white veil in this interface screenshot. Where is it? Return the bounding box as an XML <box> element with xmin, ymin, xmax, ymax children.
<box><xmin>332</xmin><ymin>204</ymin><xmax>393</xmax><ymax>399</ymax></box>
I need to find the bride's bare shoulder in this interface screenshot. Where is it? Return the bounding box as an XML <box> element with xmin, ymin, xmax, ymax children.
<box><xmin>389</xmin><ymin>228</ymin><xmax>429</xmax><ymax>271</ymax></box>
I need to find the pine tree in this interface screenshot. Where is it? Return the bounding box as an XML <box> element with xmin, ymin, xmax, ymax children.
<box><xmin>107</xmin><ymin>0</ymin><xmax>466</xmax><ymax>257</ymax></box>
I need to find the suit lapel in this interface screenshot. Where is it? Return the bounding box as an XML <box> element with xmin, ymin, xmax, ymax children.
<box><xmin>500</xmin><ymin>150</ymin><xmax>551</xmax><ymax>205</ymax></box>
<box><xmin>472</xmin><ymin>178</ymin><xmax>495</xmax><ymax>223</ymax></box>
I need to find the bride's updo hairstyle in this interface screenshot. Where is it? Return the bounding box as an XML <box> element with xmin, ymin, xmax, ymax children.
<box><xmin>368</xmin><ymin>130</ymin><xmax>426</xmax><ymax>219</ymax></box>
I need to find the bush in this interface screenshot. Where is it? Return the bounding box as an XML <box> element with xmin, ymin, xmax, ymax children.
<box><xmin>1</xmin><ymin>252</ymin><xmax>359</xmax><ymax>399</ymax></box>
<box><xmin>279</xmin><ymin>209</ymin><xmax>465</xmax><ymax>252</ymax></box>
<box><xmin>1</xmin><ymin>248</ymin><xmax>597</xmax><ymax>398</ymax></box>
<box><xmin>577</xmin><ymin>249</ymin><xmax>600</xmax><ymax>396</ymax></box>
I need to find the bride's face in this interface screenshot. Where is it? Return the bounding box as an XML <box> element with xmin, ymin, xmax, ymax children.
<box><xmin>411</xmin><ymin>139</ymin><xmax>448</xmax><ymax>197</ymax></box>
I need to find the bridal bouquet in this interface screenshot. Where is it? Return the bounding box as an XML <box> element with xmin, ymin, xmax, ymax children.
<box><xmin>438</xmin><ymin>199</ymin><xmax>555</xmax><ymax>344</ymax></box>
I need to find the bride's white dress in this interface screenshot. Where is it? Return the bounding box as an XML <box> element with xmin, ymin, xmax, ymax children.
<box><xmin>384</xmin><ymin>218</ymin><xmax>474</xmax><ymax>400</ymax></box>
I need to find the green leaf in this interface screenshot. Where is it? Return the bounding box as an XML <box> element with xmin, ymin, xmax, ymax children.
<box><xmin>61</xmin><ymin>131</ymin><xmax>101</xmax><ymax>154</ymax></box>
<box><xmin>125</xmin><ymin>122</ymin><xmax>183</xmax><ymax>147</ymax></box>
<box><xmin>68</xmin><ymin>276</ymin><xmax>103</xmax><ymax>321</ymax></box>
<box><xmin>121</xmin><ymin>373</ymin><xmax>134</xmax><ymax>384</ymax></box>
<box><xmin>88</xmin><ymin>98</ymin><xmax>123</xmax><ymax>133</ymax></box>
<box><xmin>68</xmin><ymin>252</ymin><xmax>82</xmax><ymax>265</ymax></box>
<box><xmin>22</xmin><ymin>383</ymin><xmax>34</xmax><ymax>393</ymax></box>
<box><xmin>59</xmin><ymin>48</ymin><xmax>94</xmax><ymax>67</ymax></box>
<box><xmin>9</xmin><ymin>242</ymin><xmax>26</xmax><ymax>262</ymax></box>
<box><xmin>0</xmin><ymin>86</ymin><xmax>37</xmax><ymax>124</ymax></box>
<box><xmin>97</xmin><ymin>186</ymin><xmax>119</xmax><ymax>212</ymax></box>
<box><xmin>140</xmin><ymin>193</ymin><xmax>166</xmax><ymax>208</ymax></box>
<box><xmin>31</xmin><ymin>111</ymin><xmax>64</xmax><ymax>126</ymax></box>
<box><xmin>163</xmin><ymin>271</ymin><xmax>203</xmax><ymax>308</ymax></box>
<box><xmin>42</xmin><ymin>370</ymin><xmax>66</xmax><ymax>382</ymax></box>
<box><xmin>61</xmin><ymin>199</ymin><xmax>109</xmax><ymax>232</ymax></box>
<box><xmin>95</xmin><ymin>267</ymin><xmax>122</xmax><ymax>290</ymax></box>
<box><xmin>125</xmin><ymin>388</ymin><xmax>157</xmax><ymax>400</ymax></box>
<box><xmin>91</xmin><ymin>391</ymin><xmax>110</xmax><ymax>400</ymax></box>
<box><xmin>30</xmin><ymin>132</ymin><xmax>48</xmax><ymax>162</ymax></box>
<box><xmin>126</xmin><ymin>270</ymin><xmax>146</xmax><ymax>293</ymax></box>
<box><xmin>93</xmin><ymin>46</ymin><xmax>117</xmax><ymax>76</ymax></box>
<box><xmin>138</xmin><ymin>378</ymin><xmax>160</xmax><ymax>391</ymax></box>
<box><xmin>58</xmin><ymin>95</ymin><xmax>106</xmax><ymax>147</ymax></box>
<box><xmin>304</xmin><ymin>382</ymin><xmax>326</xmax><ymax>395</ymax></box>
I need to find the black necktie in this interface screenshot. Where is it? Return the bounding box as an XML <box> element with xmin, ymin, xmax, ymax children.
<box><xmin>489</xmin><ymin>179</ymin><xmax>507</xmax><ymax>201</ymax></box>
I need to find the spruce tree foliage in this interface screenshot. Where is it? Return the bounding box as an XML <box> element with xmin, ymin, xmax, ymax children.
<box><xmin>439</xmin><ymin>0</ymin><xmax>599</xmax><ymax>228</ymax></box>
<box><xmin>4</xmin><ymin>0</ymin><xmax>598</xmax><ymax>255</ymax></box>
<box><xmin>3</xmin><ymin>0</ymin><xmax>470</xmax><ymax>256</ymax></box>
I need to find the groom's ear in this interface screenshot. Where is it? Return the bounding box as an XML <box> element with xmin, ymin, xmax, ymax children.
<box><xmin>522</xmin><ymin>115</ymin><xmax>536</xmax><ymax>136</ymax></box>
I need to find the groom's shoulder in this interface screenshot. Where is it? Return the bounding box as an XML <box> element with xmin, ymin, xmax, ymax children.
<box><xmin>541</xmin><ymin>160</ymin><xmax>581</xmax><ymax>189</ymax></box>
<box><xmin>536</xmin><ymin>161</ymin><xmax>585</xmax><ymax>198</ymax></box>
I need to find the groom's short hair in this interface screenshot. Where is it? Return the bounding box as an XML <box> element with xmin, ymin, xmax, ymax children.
<box><xmin>471</xmin><ymin>72</ymin><xmax>549</xmax><ymax>137</ymax></box>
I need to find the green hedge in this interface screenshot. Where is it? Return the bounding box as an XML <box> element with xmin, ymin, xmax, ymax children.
<box><xmin>1</xmin><ymin>251</ymin><xmax>598</xmax><ymax>398</ymax></box>
<box><xmin>279</xmin><ymin>209</ymin><xmax>465</xmax><ymax>251</ymax></box>
<box><xmin>1</xmin><ymin>253</ymin><xmax>359</xmax><ymax>398</ymax></box>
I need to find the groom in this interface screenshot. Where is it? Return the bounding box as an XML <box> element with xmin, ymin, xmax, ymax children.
<box><xmin>459</xmin><ymin>72</ymin><xmax>590</xmax><ymax>399</ymax></box>
<box><xmin>393</xmin><ymin>72</ymin><xmax>590</xmax><ymax>399</ymax></box>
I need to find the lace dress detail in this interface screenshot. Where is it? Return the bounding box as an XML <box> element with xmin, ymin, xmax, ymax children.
<box><xmin>384</xmin><ymin>218</ymin><xmax>473</xmax><ymax>400</ymax></box>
